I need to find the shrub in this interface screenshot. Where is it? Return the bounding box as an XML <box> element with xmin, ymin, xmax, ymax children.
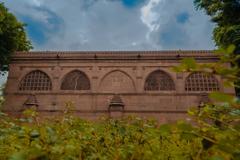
<box><xmin>0</xmin><ymin>110</ymin><xmax>202</xmax><ymax>160</ymax></box>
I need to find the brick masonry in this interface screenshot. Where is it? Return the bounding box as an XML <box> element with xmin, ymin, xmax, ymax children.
<box><xmin>3</xmin><ymin>51</ymin><xmax>235</xmax><ymax>123</ymax></box>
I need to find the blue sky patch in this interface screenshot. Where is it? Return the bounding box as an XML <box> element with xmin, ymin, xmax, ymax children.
<box><xmin>19</xmin><ymin>7</ymin><xmax>63</xmax><ymax>46</ymax></box>
<box><xmin>121</xmin><ymin>0</ymin><xmax>146</xmax><ymax>8</ymax></box>
<box><xmin>176</xmin><ymin>12</ymin><xmax>189</xmax><ymax>24</ymax></box>
<box><xmin>20</xmin><ymin>16</ymin><xmax>46</xmax><ymax>45</ymax></box>
<box><xmin>159</xmin><ymin>24</ymin><xmax>189</xmax><ymax>49</ymax></box>
<box><xmin>81</xmin><ymin>0</ymin><xmax>98</xmax><ymax>9</ymax></box>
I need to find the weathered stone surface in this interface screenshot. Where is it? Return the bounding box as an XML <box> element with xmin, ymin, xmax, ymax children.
<box><xmin>3</xmin><ymin>51</ymin><xmax>235</xmax><ymax>122</ymax></box>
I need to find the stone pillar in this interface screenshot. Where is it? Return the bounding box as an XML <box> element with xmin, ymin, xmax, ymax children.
<box><xmin>108</xmin><ymin>94</ymin><xmax>124</xmax><ymax>118</ymax></box>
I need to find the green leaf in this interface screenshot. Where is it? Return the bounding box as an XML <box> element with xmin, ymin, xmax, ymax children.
<box><xmin>171</xmin><ymin>66</ymin><xmax>183</xmax><ymax>72</ymax></box>
<box><xmin>177</xmin><ymin>121</ymin><xmax>193</xmax><ymax>132</ymax></box>
<box><xmin>226</xmin><ymin>45</ymin><xmax>236</xmax><ymax>55</ymax></box>
<box><xmin>180</xmin><ymin>132</ymin><xmax>196</xmax><ymax>140</ymax></box>
<box><xmin>187</xmin><ymin>108</ymin><xmax>197</xmax><ymax>116</ymax></box>
<box><xmin>223</xmin><ymin>80</ymin><xmax>235</xmax><ymax>88</ymax></box>
<box><xmin>233</xmin><ymin>152</ymin><xmax>240</xmax><ymax>160</ymax></box>
<box><xmin>209</xmin><ymin>156</ymin><xmax>225</xmax><ymax>160</ymax></box>
<box><xmin>209</xmin><ymin>92</ymin><xmax>235</xmax><ymax>104</ymax></box>
<box><xmin>159</xmin><ymin>124</ymin><xmax>171</xmax><ymax>136</ymax></box>
<box><xmin>181</xmin><ymin>58</ymin><xmax>197</xmax><ymax>70</ymax></box>
<box><xmin>9</xmin><ymin>152</ymin><xmax>26</xmax><ymax>160</ymax></box>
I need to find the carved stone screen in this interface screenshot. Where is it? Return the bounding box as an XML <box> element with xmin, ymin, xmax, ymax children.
<box><xmin>185</xmin><ymin>72</ymin><xmax>220</xmax><ymax>91</ymax></box>
<box><xmin>144</xmin><ymin>70</ymin><xmax>175</xmax><ymax>91</ymax></box>
<box><xmin>99</xmin><ymin>71</ymin><xmax>135</xmax><ymax>93</ymax></box>
<box><xmin>61</xmin><ymin>70</ymin><xmax>90</xmax><ymax>90</ymax></box>
<box><xmin>19</xmin><ymin>70</ymin><xmax>52</xmax><ymax>91</ymax></box>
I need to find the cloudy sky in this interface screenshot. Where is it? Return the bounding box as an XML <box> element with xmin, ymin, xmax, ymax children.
<box><xmin>2</xmin><ymin>0</ymin><xmax>216</xmax><ymax>51</ymax></box>
<box><xmin>0</xmin><ymin>0</ymin><xmax>216</xmax><ymax>85</ymax></box>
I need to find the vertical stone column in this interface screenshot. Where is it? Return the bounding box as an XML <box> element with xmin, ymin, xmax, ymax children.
<box><xmin>176</xmin><ymin>72</ymin><xmax>185</xmax><ymax>93</ymax></box>
<box><xmin>175</xmin><ymin>72</ymin><xmax>185</xmax><ymax>111</ymax></box>
<box><xmin>91</xmin><ymin>65</ymin><xmax>98</xmax><ymax>112</ymax></box>
<box><xmin>136</xmin><ymin>66</ymin><xmax>143</xmax><ymax>93</ymax></box>
<box><xmin>91</xmin><ymin>66</ymin><xmax>99</xmax><ymax>93</ymax></box>
<box><xmin>52</xmin><ymin>65</ymin><xmax>61</xmax><ymax>92</ymax></box>
<box><xmin>51</xmin><ymin>65</ymin><xmax>61</xmax><ymax>111</ymax></box>
<box><xmin>6</xmin><ymin>64</ymin><xmax>21</xmax><ymax>93</ymax></box>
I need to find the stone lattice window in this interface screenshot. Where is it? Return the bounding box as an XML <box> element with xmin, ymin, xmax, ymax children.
<box><xmin>61</xmin><ymin>70</ymin><xmax>90</xmax><ymax>90</ymax></box>
<box><xmin>144</xmin><ymin>70</ymin><xmax>175</xmax><ymax>91</ymax></box>
<box><xmin>19</xmin><ymin>70</ymin><xmax>52</xmax><ymax>91</ymax></box>
<box><xmin>185</xmin><ymin>72</ymin><xmax>220</xmax><ymax>92</ymax></box>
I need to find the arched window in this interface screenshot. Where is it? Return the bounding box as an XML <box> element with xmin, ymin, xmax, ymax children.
<box><xmin>144</xmin><ymin>70</ymin><xmax>175</xmax><ymax>91</ymax></box>
<box><xmin>185</xmin><ymin>72</ymin><xmax>220</xmax><ymax>92</ymax></box>
<box><xmin>19</xmin><ymin>70</ymin><xmax>52</xmax><ymax>91</ymax></box>
<box><xmin>61</xmin><ymin>70</ymin><xmax>90</xmax><ymax>90</ymax></box>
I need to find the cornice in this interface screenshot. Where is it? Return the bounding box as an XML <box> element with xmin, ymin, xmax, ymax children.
<box><xmin>11</xmin><ymin>50</ymin><xmax>219</xmax><ymax>62</ymax></box>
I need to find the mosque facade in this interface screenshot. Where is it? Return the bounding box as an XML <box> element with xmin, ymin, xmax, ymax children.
<box><xmin>3</xmin><ymin>51</ymin><xmax>235</xmax><ymax>122</ymax></box>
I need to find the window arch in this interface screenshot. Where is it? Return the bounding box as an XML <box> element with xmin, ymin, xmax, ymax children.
<box><xmin>144</xmin><ymin>70</ymin><xmax>175</xmax><ymax>91</ymax></box>
<box><xmin>61</xmin><ymin>70</ymin><xmax>90</xmax><ymax>90</ymax></box>
<box><xmin>19</xmin><ymin>70</ymin><xmax>52</xmax><ymax>91</ymax></box>
<box><xmin>99</xmin><ymin>70</ymin><xmax>136</xmax><ymax>93</ymax></box>
<box><xmin>185</xmin><ymin>72</ymin><xmax>220</xmax><ymax>92</ymax></box>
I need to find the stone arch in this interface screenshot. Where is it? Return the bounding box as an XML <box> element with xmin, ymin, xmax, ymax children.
<box><xmin>61</xmin><ymin>70</ymin><xmax>91</xmax><ymax>90</ymax></box>
<box><xmin>99</xmin><ymin>70</ymin><xmax>136</xmax><ymax>93</ymax></box>
<box><xmin>185</xmin><ymin>72</ymin><xmax>220</xmax><ymax>92</ymax></box>
<box><xmin>144</xmin><ymin>70</ymin><xmax>175</xmax><ymax>91</ymax></box>
<box><xmin>19</xmin><ymin>70</ymin><xmax>52</xmax><ymax>91</ymax></box>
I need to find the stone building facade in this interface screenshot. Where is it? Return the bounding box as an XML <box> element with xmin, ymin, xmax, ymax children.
<box><xmin>3</xmin><ymin>51</ymin><xmax>235</xmax><ymax>122</ymax></box>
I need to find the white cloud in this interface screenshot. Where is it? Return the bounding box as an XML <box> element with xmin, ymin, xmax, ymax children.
<box><xmin>31</xmin><ymin>0</ymin><xmax>41</xmax><ymax>7</ymax></box>
<box><xmin>3</xmin><ymin>0</ymin><xmax>52</xmax><ymax>25</ymax></box>
<box><xmin>140</xmin><ymin>0</ymin><xmax>215</xmax><ymax>50</ymax></box>
<box><xmin>32</xmin><ymin>0</ymin><xmax>153</xmax><ymax>51</ymax></box>
<box><xmin>17</xmin><ymin>0</ymin><xmax>42</xmax><ymax>7</ymax></box>
<box><xmin>140</xmin><ymin>0</ymin><xmax>162</xmax><ymax>32</ymax></box>
<box><xmin>2</xmin><ymin>0</ymin><xmax>215</xmax><ymax>51</ymax></box>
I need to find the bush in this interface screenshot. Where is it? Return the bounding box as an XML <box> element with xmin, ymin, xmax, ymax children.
<box><xmin>0</xmin><ymin>110</ymin><xmax>202</xmax><ymax>160</ymax></box>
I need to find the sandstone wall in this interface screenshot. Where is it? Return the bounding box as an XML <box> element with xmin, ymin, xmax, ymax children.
<box><xmin>3</xmin><ymin>51</ymin><xmax>235</xmax><ymax>122</ymax></box>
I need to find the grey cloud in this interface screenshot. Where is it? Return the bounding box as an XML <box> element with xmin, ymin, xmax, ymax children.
<box><xmin>36</xmin><ymin>0</ymin><xmax>152</xmax><ymax>50</ymax></box>
<box><xmin>147</xmin><ymin>0</ymin><xmax>215</xmax><ymax>49</ymax></box>
<box><xmin>2</xmin><ymin>0</ymin><xmax>215</xmax><ymax>51</ymax></box>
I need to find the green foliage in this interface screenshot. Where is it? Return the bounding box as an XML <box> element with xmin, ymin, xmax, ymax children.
<box><xmin>172</xmin><ymin>46</ymin><xmax>240</xmax><ymax>160</ymax></box>
<box><xmin>194</xmin><ymin>0</ymin><xmax>240</xmax><ymax>95</ymax></box>
<box><xmin>172</xmin><ymin>58</ymin><xmax>198</xmax><ymax>72</ymax></box>
<box><xmin>0</xmin><ymin>3</ymin><xmax>32</xmax><ymax>71</ymax></box>
<box><xmin>0</xmin><ymin>107</ymin><xmax>237</xmax><ymax>159</ymax></box>
<box><xmin>0</xmin><ymin>111</ymin><xmax>202</xmax><ymax>160</ymax></box>
<box><xmin>194</xmin><ymin>0</ymin><xmax>240</xmax><ymax>50</ymax></box>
